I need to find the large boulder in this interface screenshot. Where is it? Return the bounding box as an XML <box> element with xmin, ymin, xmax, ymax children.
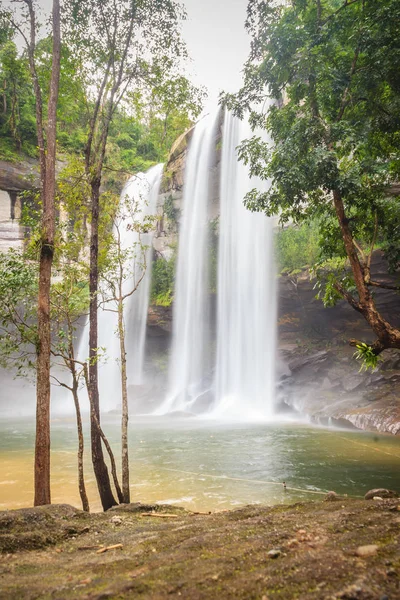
<box><xmin>364</xmin><ymin>488</ymin><xmax>399</xmax><ymax>500</ymax></box>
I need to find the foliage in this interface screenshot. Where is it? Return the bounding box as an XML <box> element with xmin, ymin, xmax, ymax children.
<box><xmin>0</xmin><ymin>249</ymin><xmax>38</xmax><ymax>376</ymax></box>
<box><xmin>353</xmin><ymin>343</ymin><xmax>381</xmax><ymax>372</ymax></box>
<box><xmin>209</xmin><ymin>217</ymin><xmax>219</xmax><ymax>293</ymax></box>
<box><xmin>0</xmin><ymin>37</ymin><xmax>36</xmax><ymax>156</ymax></box>
<box><xmin>0</xmin><ymin>245</ymin><xmax>90</xmax><ymax>381</ymax></box>
<box><xmin>223</xmin><ymin>0</ymin><xmax>400</xmax><ymax>361</ymax></box>
<box><xmin>151</xmin><ymin>250</ymin><xmax>176</xmax><ymax>307</ymax></box>
<box><xmin>225</xmin><ymin>0</ymin><xmax>400</xmax><ymax>223</ymax></box>
<box><xmin>312</xmin><ymin>260</ymin><xmax>355</xmax><ymax>307</ymax></box>
<box><xmin>0</xmin><ymin>14</ymin><xmax>205</xmax><ymax>171</ymax></box>
<box><xmin>163</xmin><ymin>194</ymin><xmax>179</xmax><ymax>224</ymax></box>
<box><xmin>276</xmin><ymin>221</ymin><xmax>320</xmax><ymax>273</ymax></box>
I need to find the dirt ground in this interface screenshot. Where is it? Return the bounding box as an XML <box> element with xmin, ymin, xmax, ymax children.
<box><xmin>0</xmin><ymin>498</ymin><xmax>399</xmax><ymax>599</ymax></box>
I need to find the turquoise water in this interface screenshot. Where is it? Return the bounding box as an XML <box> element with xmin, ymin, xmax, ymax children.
<box><xmin>1</xmin><ymin>416</ymin><xmax>399</xmax><ymax>512</ymax></box>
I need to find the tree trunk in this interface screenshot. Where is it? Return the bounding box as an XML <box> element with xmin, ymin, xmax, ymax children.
<box><xmin>34</xmin><ymin>0</ymin><xmax>61</xmax><ymax>507</ymax></box>
<box><xmin>71</xmin><ymin>379</ymin><xmax>90</xmax><ymax>512</ymax></box>
<box><xmin>82</xmin><ymin>364</ymin><xmax>123</xmax><ymax>503</ymax></box>
<box><xmin>89</xmin><ymin>179</ymin><xmax>117</xmax><ymax>511</ymax></box>
<box><xmin>118</xmin><ymin>298</ymin><xmax>130</xmax><ymax>504</ymax></box>
<box><xmin>333</xmin><ymin>189</ymin><xmax>400</xmax><ymax>354</ymax></box>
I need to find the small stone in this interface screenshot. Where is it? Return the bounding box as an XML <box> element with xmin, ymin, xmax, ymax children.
<box><xmin>373</xmin><ymin>496</ymin><xmax>383</xmax><ymax>501</ymax></box>
<box><xmin>287</xmin><ymin>538</ymin><xmax>299</xmax><ymax>548</ymax></box>
<box><xmin>79</xmin><ymin>578</ymin><xmax>92</xmax><ymax>585</ymax></box>
<box><xmin>386</xmin><ymin>569</ymin><xmax>397</xmax><ymax>577</ymax></box>
<box><xmin>267</xmin><ymin>549</ymin><xmax>281</xmax><ymax>559</ymax></box>
<box><xmin>356</xmin><ymin>544</ymin><xmax>379</xmax><ymax>557</ymax></box>
<box><xmin>110</xmin><ymin>516</ymin><xmax>122</xmax><ymax>525</ymax></box>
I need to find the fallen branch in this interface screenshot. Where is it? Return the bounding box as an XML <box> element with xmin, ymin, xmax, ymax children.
<box><xmin>96</xmin><ymin>543</ymin><xmax>123</xmax><ymax>554</ymax></box>
<box><xmin>140</xmin><ymin>512</ymin><xmax>178</xmax><ymax>519</ymax></box>
<box><xmin>189</xmin><ymin>511</ymin><xmax>212</xmax><ymax>516</ymax></box>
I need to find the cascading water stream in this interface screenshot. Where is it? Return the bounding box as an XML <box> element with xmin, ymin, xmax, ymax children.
<box><xmin>77</xmin><ymin>164</ymin><xmax>163</xmax><ymax>411</ymax></box>
<box><xmin>125</xmin><ymin>164</ymin><xmax>163</xmax><ymax>385</ymax></box>
<box><xmin>212</xmin><ymin>111</ymin><xmax>277</xmax><ymax>419</ymax></box>
<box><xmin>158</xmin><ymin>111</ymin><xmax>219</xmax><ymax>414</ymax></box>
<box><xmin>159</xmin><ymin>109</ymin><xmax>276</xmax><ymax>419</ymax></box>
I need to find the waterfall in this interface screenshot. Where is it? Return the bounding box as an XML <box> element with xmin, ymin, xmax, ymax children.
<box><xmin>213</xmin><ymin>111</ymin><xmax>276</xmax><ymax>419</ymax></box>
<box><xmin>124</xmin><ymin>164</ymin><xmax>163</xmax><ymax>385</ymax></box>
<box><xmin>158</xmin><ymin>112</ymin><xmax>219</xmax><ymax>414</ymax></box>
<box><xmin>77</xmin><ymin>164</ymin><xmax>163</xmax><ymax>411</ymax></box>
<box><xmin>158</xmin><ymin>109</ymin><xmax>276</xmax><ymax>419</ymax></box>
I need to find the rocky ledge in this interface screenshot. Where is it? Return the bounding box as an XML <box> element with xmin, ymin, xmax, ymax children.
<box><xmin>279</xmin><ymin>347</ymin><xmax>400</xmax><ymax>435</ymax></box>
<box><xmin>1</xmin><ymin>498</ymin><xmax>399</xmax><ymax>599</ymax></box>
<box><xmin>277</xmin><ymin>251</ymin><xmax>400</xmax><ymax>435</ymax></box>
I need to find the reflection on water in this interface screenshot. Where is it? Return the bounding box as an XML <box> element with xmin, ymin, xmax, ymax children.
<box><xmin>1</xmin><ymin>416</ymin><xmax>400</xmax><ymax>512</ymax></box>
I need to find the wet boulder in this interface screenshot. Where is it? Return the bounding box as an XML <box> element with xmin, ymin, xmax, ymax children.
<box><xmin>364</xmin><ymin>488</ymin><xmax>399</xmax><ymax>500</ymax></box>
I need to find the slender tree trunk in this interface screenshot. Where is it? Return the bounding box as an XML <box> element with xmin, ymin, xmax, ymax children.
<box><xmin>66</xmin><ymin>328</ymin><xmax>90</xmax><ymax>513</ymax></box>
<box><xmin>83</xmin><ymin>364</ymin><xmax>123</xmax><ymax>503</ymax></box>
<box><xmin>34</xmin><ymin>0</ymin><xmax>61</xmax><ymax>507</ymax></box>
<box><xmin>89</xmin><ymin>180</ymin><xmax>117</xmax><ymax>510</ymax></box>
<box><xmin>35</xmin><ymin>250</ymin><xmax>53</xmax><ymax>506</ymax></box>
<box><xmin>71</xmin><ymin>379</ymin><xmax>90</xmax><ymax>512</ymax></box>
<box><xmin>118</xmin><ymin>298</ymin><xmax>130</xmax><ymax>503</ymax></box>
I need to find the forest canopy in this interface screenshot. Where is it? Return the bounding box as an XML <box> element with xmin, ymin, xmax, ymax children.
<box><xmin>0</xmin><ymin>12</ymin><xmax>205</xmax><ymax>172</ymax></box>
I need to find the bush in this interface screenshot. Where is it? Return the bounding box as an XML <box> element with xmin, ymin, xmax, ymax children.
<box><xmin>150</xmin><ymin>250</ymin><xmax>176</xmax><ymax>306</ymax></box>
<box><xmin>276</xmin><ymin>220</ymin><xmax>320</xmax><ymax>273</ymax></box>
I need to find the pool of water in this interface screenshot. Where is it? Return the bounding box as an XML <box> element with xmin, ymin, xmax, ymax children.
<box><xmin>1</xmin><ymin>416</ymin><xmax>400</xmax><ymax>512</ymax></box>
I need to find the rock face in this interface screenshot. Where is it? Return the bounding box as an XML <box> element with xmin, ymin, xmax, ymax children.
<box><xmin>154</xmin><ymin>113</ymin><xmax>222</xmax><ymax>259</ymax></box>
<box><xmin>277</xmin><ymin>253</ymin><xmax>400</xmax><ymax>434</ymax></box>
<box><xmin>0</xmin><ymin>190</ymin><xmax>26</xmax><ymax>250</ymax></box>
<box><xmin>0</xmin><ymin>158</ymin><xmax>40</xmax><ymax>193</ymax></box>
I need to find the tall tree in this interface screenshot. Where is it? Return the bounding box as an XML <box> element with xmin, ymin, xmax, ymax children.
<box><xmin>4</xmin><ymin>0</ymin><xmax>61</xmax><ymax>505</ymax></box>
<box><xmin>63</xmin><ymin>0</ymin><xmax>187</xmax><ymax>510</ymax></box>
<box><xmin>225</xmin><ymin>0</ymin><xmax>400</xmax><ymax>366</ymax></box>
